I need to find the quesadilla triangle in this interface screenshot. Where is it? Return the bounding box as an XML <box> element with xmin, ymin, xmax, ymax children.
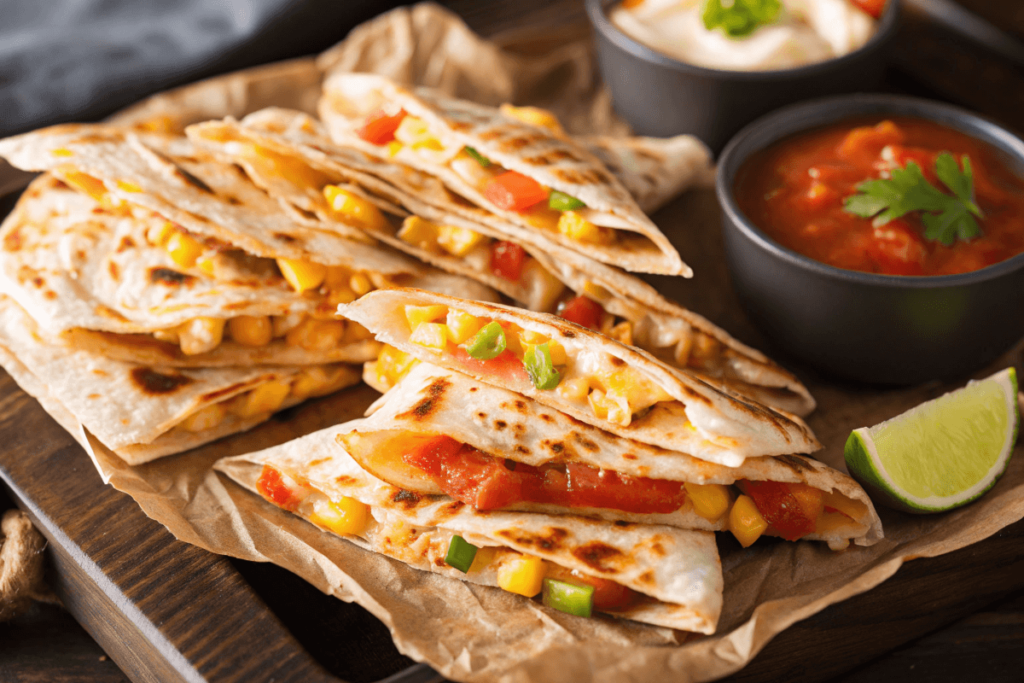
<box><xmin>215</xmin><ymin>427</ymin><xmax>724</xmax><ymax>633</ymax></box>
<box><xmin>0</xmin><ymin>171</ymin><xmax>497</xmax><ymax>369</ymax></box>
<box><xmin>339</xmin><ymin>290</ymin><xmax>820</xmax><ymax>466</ymax></box>
<box><xmin>344</xmin><ymin>363</ymin><xmax>882</xmax><ymax>551</ymax></box>
<box><xmin>0</xmin><ymin>295</ymin><xmax>360</xmax><ymax>464</ymax></box>
<box><xmin>318</xmin><ymin>73</ymin><xmax>690</xmax><ymax>277</ymax></box>
<box><xmin>187</xmin><ymin>109</ymin><xmax>813</xmax><ymax>415</ymax></box>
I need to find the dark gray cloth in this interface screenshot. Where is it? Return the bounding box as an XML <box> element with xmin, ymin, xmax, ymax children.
<box><xmin>0</xmin><ymin>0</ymin><xmax>407</xmax><ymax>137</ymax></box>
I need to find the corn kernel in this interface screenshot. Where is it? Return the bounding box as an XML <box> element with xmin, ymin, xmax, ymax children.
<box><xmin>178</xmin><ymin>317</ymin><xmax>225</xmax><ymax>356</ymax></box>
<box><xmin>410</xmin><ymin>322</ymin><xmax>448</xmax><ymax>350</ymax></box>
<box><xmin>116</xmin><ymin>180</ymin><xmax>142</xmax><ymax>193</ymax></box>
<box><xmin>556</xmin><ymin>377</ymin><xmax>589</xmax><ymax>402</ymax></box>
<box><xmin>166</xmin><ymin>231</ymin><xmax>206</xmax><ymax>269</ymax></box>
<box><xmin>233</xmin><ymin>380</ymin><xmax>291</xmax><ymax>418</ymax></box>
<box><xmin>729</xmin><ymin>495</ymin><xmax>768</xmax><ymax>548</ymax></box>
<box><xmin>684</xmin><ymin>483</ymin><xmax>732</xmax><ymax>522</ymax></box>
<box><xmin>328</xmin><ymin>288</ymin><xmax>357</xmax><ymax>307</ymax></box>
<box><xmin>277</xmin><ymin>258</ymin><xmax>327</xmax><ymax>293</ymax></box>
<box><xmin>468</xmin><ymin>546</ymin><xmax>497</xmax><ymax>574</ymax></box>
<box><xmin>285</xmin><ymin>318</ymin><xmax>345</xmax><ymax>351</ymax></box>
<box><xmin>343</xmin><ymin>322</ymin><xmax>374</xmax><ymax>343</ymax></box>
<box><xmin>520</xmin><ymin>330</ymin><xmax>548</xmax><ymax>345</ymax></box>
<box><xmin>152</xmin><ymin>328</ymin><xmax>180</xmax><ymax>344</ymax></box>
<box><xmin>179</xmin><ymin>403</ymin><xmax>227</xmax><ymax>433</ymax></box>
<box><xmin>444</xmin><ymin>310</ymin><xmax>482</xmax><ymax>344</ymax></box>
<box><xmin>546</xmin><ymin>339</ymin><xmax>567</xmax><ymax>365</ymax></box>
<box><xmin>499</xmin><ymin>104</ymin><xmax>564</xmax><ymax>134</ymax></box>
<box><xmin>272</xmin><ymin>313</ymin><xmax>304</xmax><ymax>338</ymax></box>
<box><xmin>150</xmin><ymin>221</ymin><xmax>176</xmax><ymax>247</ymax></box>
<box><xmin>397</xmin><ymin>216</ymin><xmax>440</xmax><ymax>249</ymax></box>
<box><xmin>385</xmin><ymin>141</ymin><xmax>403</xmax><ymax>157</ymax></box>
<box><xmin>394</xmin><ymin>116</ymin><xmax>436</xmax><ymax>146</ymax></box>
<box><xmin>310</xmin><ymin>496</ymin><xmax>370</xmax><ymax>536</ymax></box>
<box><xmin>290</xmin><ymin>367</ymin><xmax>344</xmax><ymax>400</ymax></box>
<box><xmin>376</xmin><ymin>345</ymin><xmax>418</xmax><ymax>389</ymax></box>
<box><xmin>51</xmin><ymin>148</ymin><xmax>74</xmax><ymax>157</ymax></box>
<box><xmin>436</xmin><ymin>225</ymin><xmax>485</xmax><ymax>257</ymax></box>
<box><xmin>62</xmin><ymin>171</ymin><xmax>108</xmax><ymax>202</ymax></box>
<box><xmin>349</xmin><ymin>273</ymin><xmax>373</xmax><ymax>296</ymax></box>
<box><xmin>228</xmin><ymin>315</ymin><xmax>273</xmax><ymax>347</ymax></box>
<box><xmin>323</xmin><ymin>185</ymin><xmax>388</xmax><ymax>232</ymax></box>
<box><xmin>496</xmin><ymin>554</ymin><xmax>546</xmax><ymax>597</ymax></box>
<box><xmin>404</xmin><ymin>304</ymin><xmax>448</xmax><ymax>331</ymax></box>
<box><xmin>588</xmin><ymin>389</ymin><xmax>631</xmax><ymax>426</ymax></box>
<box><xmin>608</xmin><ymin>321</ymin><xmax>633</xmax><ymax>346</ymax></box>
<box><xmin>557</xmin><ymin>211</ymin><xmax>615</xmax><ymax>245</ymax></box>
<box><xmin>196</xmin><ymin>256</ymin><xmax>217</xmax><ymax>277</ymax></box>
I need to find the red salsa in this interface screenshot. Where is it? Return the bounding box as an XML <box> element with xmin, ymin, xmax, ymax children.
<box><xmin>734</xmin><ymin>117</ymin><xmax>1024</xmax><ymax>276</ymax></box>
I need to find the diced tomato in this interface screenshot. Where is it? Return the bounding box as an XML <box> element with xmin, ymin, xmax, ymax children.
<box><xmin>885</xmin><ymin>145</ymin><xmax>939</xmax><ymax>183</ymax></box>
<box><xmin>867</xmin><ymin>219</ymin><xmax>927</xmax><ymax>276</ymax></box>
<box><xmin>557</xmin><ymin>295</ymin><xmax>604</xmax><ymax>330</ymax></box>
<box><xmin>838</xmin><ymin>121</ymin><xmax>905</xmax><ymax>163</ymax></box>
<box><xmin>490</xmin><ymin>240</ymin><xmax>526</xmax><ymax>281</ymax></box>
<box><xmin>564</xmin><ymin>463</ymin><xmax>686</xmax><ymax>514</ymax></box>
<box><xmin>741</xmin><ymin>481</ymin><xmax>820</xmax><ymax>541</ymax></box>
<box><xmin>256</xmin><ymin>466</ymin><xmax>302</xmax><ymax>511</ymax></box>
<box><xmin>450</xmin><ymin>345</ymin><xmax>530</xmax><ymax>384</ymax></box>
<box><xmin>356</xmin><ymin>109</ymin><xmax>408</xmax><ymax>145</ymax></box>
<box><xmin>567</xmin><ymin>570</ymin><xmax>638</xmax><ymax>611</ymax></box>
<box><xmin>852</xmin><ymin>0</ymin><xmax>886</xmax><ymax>19</ymax></box>
<box><xmin>403</xmin><ymin>436</ymin><xmax>523</xmax><ymax>510</ymax></box>
<box><xmin>484</xmin><ymin>171</ymin><xmax>549</xmax><ymax>212</ymax></box>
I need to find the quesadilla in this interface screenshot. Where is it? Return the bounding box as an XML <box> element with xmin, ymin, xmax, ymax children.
<box><xmin>188</xmin><ymin>109</ymin><xmax>814</xmax><ymax>415</ymax></box>
<box><xmin>344</xmin><ymin>363</ymin><xmax>881</xmax><ymax>550</ymax></box>
<box><xmin>339</xmin><ymin>290</ymin><xmax>819</xmax><ymax>466</ymax></box>
<box><xmin>319</xmin><ymin>73</ymin><xmax>689</xmax><ymax>276</ymax></box>
<box><xmin>0</xmin><ymin>295</ymin><xmax>359</xmax><ymax>464</ymax></box>
<box><xmin>215</xmin><ymin>427</ymin><xmax>724</xmax><ymax>632</ymax></box>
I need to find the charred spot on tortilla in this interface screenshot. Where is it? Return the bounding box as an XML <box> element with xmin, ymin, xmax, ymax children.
<box><xmin>494</xmin><ymin>420</ymin><xmax>507</xmax><ymax>431</ymax></box>
<box><xmin>335</xmin><ymin>475</ymin><xmax>358</xmax><ymax>485</ymax></box>
<box><xmin>514</xmin><ymin>445</ymin><xmax>530</xmax><ymax>455</ymax></box>
<box><xmin>448</xmin><ymin>121</ymin><xmax>473</xmax><ymax>133</ymax></box>
<box><xmin>88</xmin><ymin>393</ymin><xmax>100</xmax><ymax>400</ymax></box>
<box><xmin>571</xmin><ymin>432</ymin><xmax>599</xmax><ymax>453</ymax></box>
<box><xmin>308</xmin><ymin>458</ymin><xmax>329</xmax><ymax>467</ymax></box>
<box><xmin>469</xmin><ymin>387</ymin><xmax>477</xmax><ymax>392</ymax></box>
<box><xmin>433</xmin><ymin>557</ymin><xmax>447</xmax><ymax>567</ymax></box>
<box><xmin>172</xmin><ymin>165</ymin><xmax>214</xmax><ymax>194</ymax></box>
<box><xmin>572</xmin><ymin>542</ymin><xmax>624</xmax><ymax>573</ymax></box>
<box><xmin>497</xmin><ymin>526</ymin><xmax>567</xmax><ymax>551</ymax></box>
<box><xmin>392</xmin><ymin>489</ymin><xmax>421</xmax><ymax>507</ymax></box>
<box><xmin>476</xmin><ymin>411</ymin><xmax>487</xmax><ymax>419</ymax></box>
<box><xmin>539</xmin><ymin>414</ymin><xmax>553</xmax><ymax>423</ymax></box>
<box><xmin>637</xmin><ymin>570</ymin><xmax>656</xmax><ymax>586</ymax></box>
<box><xmin>273</xmin><ymin>232</ymin><xmax>298</xmax><ymax>244</ymax></box>
<box><xmin>613</xmin><ymin>521</ymin><xmax>632</xmax><ymax>528</ymax></box>
<box><xmin>149</xmin><ymin>267</ymin><xmax>196</xmax><ymax>287</ymax></box>
<box><xmin>3</xmin><ymin>227</ymin><xmax>24</xmax><ymax>252</ymax></box>
<box><xmin>546</xmin><ymin>441</ymin><xmax>565</xmax><ymax>454</ymax></box>
<box><xmin>621</xmin><ymin>453</ymin><xmax>638</xmax><ymax>461</ymax></box>
<box><xmin>524</xmin><ymin>150</ymin><xmax>574</xmax><ymax>165</ymax></box>
<box><xmin>649</xmin><ymin>541</ymin><xmax>666</xmax><ymax>558</ymax></box>
<box><xmin>224</xmin><ymin>196</ymin><xmax>242</xmax><ymax>206</ymax></box>
<box><xmin>775</xmin><ymin>454</ymin><xmax>816</xmax><ymax>473</ymax></box>
<box><xmin>200</xmin><ymin>380</ymin><xmax>263</xmax><ymax>404</ymax></box>
<box><xmin>43</xmin><ymin>290</ymin><xmax>57</xmax><ymax>300</ymax></box>
<box><xmin>130</xmin><ymin>367</ymin><xmax>194</xmax><ymax>395</ymax></box>
<box><xmin>443</xmin><ymin>501</ymin><xmax>465</xmax><ymax>515</ymax></box>
<box><xmin>400</xmin><ymin>377</ymin><xmax>450</xmax><ymax>421</ymax></box>
<box><xmin>116</xmin><ymin>236</ymin><xmax>136</xmax><ymax>253</ymax></box>
<box><xmin>31</xmin><ymin>276</ymin><xmax>45</xmax><ymax>288</ymax></box>
<box><xmin>609</xmin><ymin>356</ymin><xmax>626</xmax><ymax>368</ymax></box>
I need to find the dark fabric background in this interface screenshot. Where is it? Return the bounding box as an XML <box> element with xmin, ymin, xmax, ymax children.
<box><xmin>0</xmin><ymin>0</ymin><xmax>409</xmax><ymax>138</ymax></box>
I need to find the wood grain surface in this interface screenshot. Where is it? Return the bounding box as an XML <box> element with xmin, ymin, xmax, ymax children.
<box><xmin>3</xmin><ymin>1</ymin><xmax>1024</xmax><ymax>682</ymax></box>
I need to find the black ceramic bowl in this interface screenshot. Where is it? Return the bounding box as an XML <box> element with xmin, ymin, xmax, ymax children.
<box><xmin>717</xmin><ymin>94</ymin><xmax>1024</xmax><ymax>385</ymax></box>
<box><xmin>587</xmin><ymin>0</ymin><xmax>901</xmax><ymax>154</ymax></box>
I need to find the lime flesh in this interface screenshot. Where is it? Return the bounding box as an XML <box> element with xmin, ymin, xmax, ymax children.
<box><xmin>845</xmin><ymin>368</ymin><xmax>1019</xmax><ymax>513</ymax></box>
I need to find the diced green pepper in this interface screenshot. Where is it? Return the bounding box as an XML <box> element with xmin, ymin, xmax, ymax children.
<box><xmin>542</xmin><ymin>578</ymin><xmax>594</xmax><ymax>617</ymax></box>
<box><xmin>548</xmin><ymin>190</ymin><xmax>586</xmax><ymax>212</ymax></box>
<box><xmin>445</xmin><ymin>535</ymin><xmax>478</xmax><ymax>573</ymax></box>
<box><xmin>464</xmin><ymin>146</ymin><xmax>492</xmax><ymax>168</ymax></box>
<box><xmin>524</xmin><ymin>342</ymin><xmax>561</xmax><ymax>390</ymax></box>
<box><xmin>464</xmin><ymin>321</ymin><xmax>506</xmax><ymax>360</ymax></box>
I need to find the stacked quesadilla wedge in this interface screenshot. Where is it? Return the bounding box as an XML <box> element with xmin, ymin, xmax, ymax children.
<box><xmin>187</xmin><ymin>108</ymin><xmax>815</xmax><ymax>416</ymax></box>
<box><xmin>215</xmin><ymin>426</ymin><xmax>724</xmax><ymax>632</ymax></box>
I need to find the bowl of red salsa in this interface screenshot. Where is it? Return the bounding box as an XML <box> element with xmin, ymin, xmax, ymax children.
<box><xmin>717</xmin><ymin>94</ymin><xmax>1024</xmax><ymax>384</ymax></box>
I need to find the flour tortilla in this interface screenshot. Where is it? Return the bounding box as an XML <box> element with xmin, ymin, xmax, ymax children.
<box><xmin>0</xmin><ymin>295</ymin><xmax>360</xmax><ymax>464</ymax></box>
<box><xmin>188</xmin><ymin>109</ymin><xmax>814</xmax><ymax>415</ymax></box>
<box><xmin>215</xmin><ymin>427</ymin><xmax>724</xmax><ymax>633</ymax></box>
<box><xmin>339</xmin><ymin>290</ymin><xmax>820</xmax><ymax>466</ymax></box>
<box><xmin>319</xmin><ymin>73</ymin><xmax>689</xmax><ymax>276</ymax></box>
<box><xmin>343</xmin><ymin>363</ymin><xmax>881</xmax><ymax>549</ymax></box>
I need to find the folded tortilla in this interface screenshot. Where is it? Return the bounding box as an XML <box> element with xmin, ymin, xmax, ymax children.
<box><xmin>339</xmin><ymin>289</ymin><xmax>819</xmax><ymax>466</ymax></box>
<box><xmin>215</xmin><ymin>427</ymin><xmax>724</xmax><ymax>633</ymax></box>
<box><xmin>187</xmin><ymin>109</ymin><xmax>813</xmax><ymax>415</ymax></box>
<box><xmin>344</xmin><ymin>363</ymin><xmax>881</xmax><ymax>550</ymax></box>
<box><xmin>319</xmin><ymin>73</ymin><xmax>689</xmax><ymax>276</ymax></box>
<box><xmin>0</xmin><ymin>295</ymin><xmax>360</xmax><ymax>464</ymax></box>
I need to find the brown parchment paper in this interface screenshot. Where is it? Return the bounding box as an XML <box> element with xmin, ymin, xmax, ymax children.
<box><xmin>8</xmin><ymin>3</ymin><xmax>1024</xmax><ymax>682</ymax></box>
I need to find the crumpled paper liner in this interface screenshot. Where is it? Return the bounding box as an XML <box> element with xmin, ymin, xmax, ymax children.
<box><xmin>6</xmin><ymin>3</ymin><xmax>1024</xmax><ymax>682</ymax></box>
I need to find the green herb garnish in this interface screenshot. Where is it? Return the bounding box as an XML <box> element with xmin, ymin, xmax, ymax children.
<box><xmin>524</xmin><ymin>342</ymin><xmax>561</xmax><ymax>390</ymax></box>
<box><xmin>843</xmin><ymin>152</ymin><xmax>983</xmax><ymax>246</ymax></box>
<box><xmin>542</xmin><ymin>578</ymin><xmax>594</xmax><ymax>617</ymax></box>
<box><xmin>464</xmin><ymin>321</ymin><xmax>506</xmax><ymax>360</ymax></box>
<box><xmin>445</xmin><ymin>535</ymin><xmax>478</xmax><ymax>573</ymax></box>
<box><xmin>464</xmin><ymin>146</ymin><xmax>492</xmax><ymax>167</ymax></box>
<box><xmin>548</xmin><ymin>190</ymin><xmax>586</xmax><ymax>212</ymax></box>
<box><xmin>702</xmin><ymin>0</ymin><xmax>781</xmax><ymax>38</ymax></box>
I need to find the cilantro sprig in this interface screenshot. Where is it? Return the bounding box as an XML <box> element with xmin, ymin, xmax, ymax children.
<box><xmin>702</xmin><ymin>0</ymin><xmax>781</xmax><ymax>38</ymax></box>
<box><xmin>843</xmin><ymin>152</ymin><xmax>984</xmax><ymax>246</ymax></box>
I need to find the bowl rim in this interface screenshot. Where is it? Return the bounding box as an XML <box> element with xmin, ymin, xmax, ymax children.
<box><xmin>715</xmin><ymin>93</ymin><xmax>1024</xmax><ymax>289</ymax></box>
<box><xmin>585</xmin><ymin>0</ymin><xmax>901</xmax><ymax>81</ymax></box>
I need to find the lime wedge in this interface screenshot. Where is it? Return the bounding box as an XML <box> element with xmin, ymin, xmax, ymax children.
<box><xmin>845</xmin><ymin>368</ymin><xmax>1019</xmax><ymax>513</ymax></box>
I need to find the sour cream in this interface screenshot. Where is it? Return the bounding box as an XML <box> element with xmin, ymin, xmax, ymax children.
<box><xmin>609</xmin><ymin>0</ymin><xmax>877</xmax><ymax>71</ymax></box>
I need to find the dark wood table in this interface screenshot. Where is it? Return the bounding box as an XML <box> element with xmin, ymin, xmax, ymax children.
<box><xmin>4</xmin><ymin>1</ymin><xmax>1024</xmax><ymax>681</ymax></box>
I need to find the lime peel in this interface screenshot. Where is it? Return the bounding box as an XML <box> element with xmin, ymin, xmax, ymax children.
<box><xmin>844</xmin><ymin>368</ymin><xmax>1019</xmax><ymax>514</ymax></box>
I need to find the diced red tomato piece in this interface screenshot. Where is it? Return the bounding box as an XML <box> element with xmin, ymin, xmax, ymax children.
<box><xmin>356</xmin><ymin>109</ymin><xmax>408</xmax><ymax>145</ymax></box>
<box><xmin>852</xmin><ymin>0</ymin><xmax>886</xmax><ymax>19</ymax></box>
<box><xmin>838</xmin><ymin>121</ymin><xmax>905</xmax><ymax>162</ymax></box>
<box><xmin>484</xmin><ymin>171</ymin><xmax>549</xmax><ymax>212</ymax></box>
<box><xmin>567</xmin><ymin>570</ymin><xmax>638</xmax><ymax>611</ymax></box>
<box><xmin>742</xmin><ymin>481</ymin><xmax>820</xmax><ymax>541</ymax></box>
<box><xmin>564</xmin><ymin>463</ymin><xmax>686</xmax><ymax>514</ymax></box>
<box><xmin>256</xmin><ymin>466</ymin><xmax>302</xmax><ymax>511</ymax></box>
<box><xmin>450</xmin><ymin>345</ymin><xmax>530</xmax><ymax>384</ymax></box>
<box><xmin>867</xmin><ymin>219</ymin><xmax>927</xmax><ymax>276</ymax></box>
<box><xmin>557</xmin><ymin>295</ymin><xmax>604</xmax><ymax>330</ymax></box>
<box><xmin>490</xmin><ymin>240</ymin><xmax>526</xmax><ymax>281</ymax></box>
<box><xmin>403</xmin><ymin>436</ymin><xmax>523</xmax><ymax>510</ymax></box>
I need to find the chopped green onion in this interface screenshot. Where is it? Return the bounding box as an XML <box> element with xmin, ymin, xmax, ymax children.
<box><xmin>445</xmin><ymin>535</ymin><xmax>479</xmax><ymax>573</ymax></box>
<box><xmin>542</xmin><ymin>578</ymin><xmax>594</xmax><ymax>617</ymax></box>
<box><xmin>524</xmin><ymin>342</ymin><xmax>561</xmax><ymax>390</ymax></box>
<box><xmin>548</xmin><ymin>190</ymin><xmax>586</xmax><ymax>212</ymax></box>
<box><xmin>464</xmin><ymin>146</ymin><xmax>492</xmax><ymax>167</ymax></box>
<box><xmin>464</xmin><ymin>321</ymin><xmax>506</xmax><ymax>360</ymax></box>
